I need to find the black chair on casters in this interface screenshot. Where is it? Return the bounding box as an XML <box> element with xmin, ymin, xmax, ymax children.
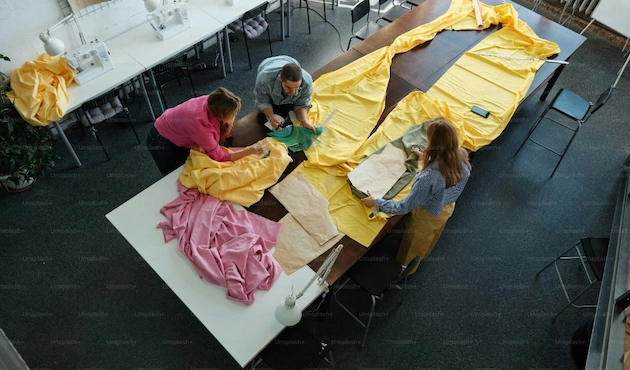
<box><xmin>80</xmin><ymin>88</ymin><xmax>140</xmax><ymax>161</ymax></box>
<box><xmin>251</xmin><ymin>321</ymin><xmax>335</xmax><ymax>370</ymax></box>
<box><xmin>513</xmin><ymin>85</ymin><xmax>614</xmax><ymax>177</ymax></box>
<box><xmin>535</xmin><ymin>237</ymin><xmax>609</xmax><ymax>318</ymax></box>
<box><xmin>333</xmin><ymin>247</ymin><xmax>420</xmax><ymax>347</ymax></box>
<box><xmin>347</xmin><ymin>0</ymin><xmax>385</xmax><ymax>51</ymax></box>
<box><xmin>228</xmin><ymin>2</ymin><xmax>273</xmax><ymax>70</ymax></box>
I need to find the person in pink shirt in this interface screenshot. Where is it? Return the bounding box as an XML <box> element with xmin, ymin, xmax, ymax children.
<box><xmin>146</xmin><ymin>87</ymin><xmax>267</xmax><ymax>176</ymax></box>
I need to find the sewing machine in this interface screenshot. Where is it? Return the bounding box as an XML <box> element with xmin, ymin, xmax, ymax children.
<box><xmin>62</xmin><ymin>41</ymin><xmax>114</xmax><ymax>86</ymax></box>
<box><xmin>147</xmin><ymin>1</ymin><xmax>191</xmax><ymax>41</ymax></box>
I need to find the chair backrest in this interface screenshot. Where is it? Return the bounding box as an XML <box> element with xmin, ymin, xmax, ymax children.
<box><xmin>351</xmin><ymin>0</ymin><xmax>372</xmax><ymax>31</ymax></box>
<box><xmin>587</xmin><ymin>84</ymin><xmax>614</xmax><ymax>118</ymax></box>
<box><xmin>243</xmin><ymin>1</ymin><xmax>268</xmax><ymax>20</ymax></box>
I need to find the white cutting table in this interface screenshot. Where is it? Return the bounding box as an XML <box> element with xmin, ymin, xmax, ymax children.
<box><xmin>106</xmin><ymin>3</ymin><xmax>226</xmax><ymax>116</ymax></box>
<box><xmin>105</xmin><ymin>168</ymin><xmax>324</xmax><ymax>368</ymax></box>
<box><xmin>54</xmin><ymin>43</ymin><xmax>146</xmax><ymax>167</ymax></box>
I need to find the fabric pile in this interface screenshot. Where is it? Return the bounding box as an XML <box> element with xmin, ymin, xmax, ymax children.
<box><xmin>6</xmin><ymin>54</ymin><xmax>74</xmax><ymax>126</ymax></box>
<box><xmin>157</xmin><ymin>180</ymin><xmax>283</xmax><ymax>305</ymax></box>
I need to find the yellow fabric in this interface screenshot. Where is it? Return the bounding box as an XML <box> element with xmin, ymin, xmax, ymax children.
<box><xmin>179</xmin><ymin>138</ymin><xmax>292</xmax><ymax>207</ymax></box>
<box><xmin>6</xmin><ymin>54</ymin><xmax>74</xmax><ymax>127</ymax></box>
<box><xmin>427</xmin><ymin>4</ymin><xmax>560</xmax><ymax>150</ymax></box>
<box><xmin>293</xmin><ymin>0</ymin><xmax>559</xmax><ymax>247</ymax></box>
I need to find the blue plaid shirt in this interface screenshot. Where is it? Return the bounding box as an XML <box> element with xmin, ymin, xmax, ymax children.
<box><xmin>375</xmin><ymin>161</ymin><xmax>471</xmax><ymax>216</ymax></box>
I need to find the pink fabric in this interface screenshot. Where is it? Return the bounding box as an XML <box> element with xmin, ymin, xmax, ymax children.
<box><xmin>155</xmin><ymin>96</ymin><xmax>231</xmax><ymax>162</ymax></box>
<box><xmin>157</xmin><ymin>180</ymin><xmax>283</xmax><ymax>305</ymax></box>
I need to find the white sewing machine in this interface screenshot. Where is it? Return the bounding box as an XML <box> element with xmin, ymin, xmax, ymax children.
<box><xmin>62</xmin><ymin>41</ymin><xmax>114</xmax><ymax>86</ymax></box>
<box><xmin>146</xmin><ymin>1</ymin><xmax>191</xmax><ymax>41</ymax></box>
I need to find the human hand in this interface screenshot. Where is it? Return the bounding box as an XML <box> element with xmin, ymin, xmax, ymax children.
<box><xmin>411</xmin><ymin>147</ymin><xmax>423</xmax><ymax>160</ymax></box>
<box><xmin>250</xmin><ymin>144</ymin><xmax>268</xmax><ymax>156</ymax></box>
<box><xmin>303</xmin><ymin>121</ymin><xmax>317</xmax><ymax>134</ymax></box>
<box><xmin>269</xmin><ymin>115</ymin><xmax>282</xmax><ymax>130</ymax></box>
<box><xmin>360</xmin><ymin>190</ymin><xmax>376</xmax><ymax>208</ymax></box>
<box><xmin>193</xmin><ymin>147</ymin><xmax>206</xmax><ymax>154</ymax></box>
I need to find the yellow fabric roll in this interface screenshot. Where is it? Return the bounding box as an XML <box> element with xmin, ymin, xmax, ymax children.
<box><xmin>179</xmin><ymin>137</ymin><xmax>292</xmax><ymax>207</ymax></box>
<box><xmin>6</xmin><ymin>54</ymin><xmax>74</xmax><ymax>127</ymax></box>
<box><xmin>294</xmin><ymin>0</ymin><xmax>559</xmax><ymax>247</ymax></box>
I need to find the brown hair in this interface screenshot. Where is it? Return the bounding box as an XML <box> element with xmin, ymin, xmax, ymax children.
<box><xmin>423</xmin><ymin>119</ymin><xmax>471</xmax><ymax>188</ymax></box>
<box><xmin>280</xmin><ymin>63</ymin><xmax>302</xmax><ymax>82</ymax></box>
<box><xmin>206</xmin><ymin>87</ymin><xmax>241</xmax><ymax>141</ymax></box>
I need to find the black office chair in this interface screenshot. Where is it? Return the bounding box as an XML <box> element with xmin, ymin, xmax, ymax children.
<box><xmin>376</xmin><ymin>0</ymin><xmax>411</xmax><ymax>24</ymax></box>
<box><xmin>152</xmin><ymin>58</ymin><xmax>198</xmax><ymax>109</ymax></box>
<box><xmin>228</xmin><ymin>2</ymin><xmax>273</xmax><ymax>70</ymax></box>
<box><xmin>535</xmin><ymin>237</ymin><xmax>609</xmax><ymax>318</ymax></box>
<box><xmin>333</xmin><ymin>247</ymin><xmax>420</xmax><ymax>347</ymax></box>
<box><xmin>80</xmin><ymin>87</ymin><xmax>140</xmax><ymax>160</ymax></box>
<box><xmin>513</xmin><ymin>85</ymin><xmax>614</xmax><ymax>177</ymax></box>
<box><xmin>251</xmin><ymin>321</ymin><xmax>335</xmax><ymax>370</ymax></box>
<box><xmin>347</xmin><ymin>0</ymin><xmax>385</xmax><ymax>51</ymax></box>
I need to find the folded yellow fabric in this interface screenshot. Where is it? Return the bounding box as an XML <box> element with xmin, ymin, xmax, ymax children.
<box><xmin>295</xmin><ymin>0</ymin><xmax>559</xmax><ymax>246</ymax></box>
<box><xmin>179</xmin><ymin>137</ymin><xmax>292</xmax><ymax>207</ymax></box>
<box><xmin>6</xmin><ymin>54</ymin><xmax>74</xmax><ymax>127</ymax></box>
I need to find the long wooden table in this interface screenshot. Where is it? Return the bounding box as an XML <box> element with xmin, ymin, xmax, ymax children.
<box><xmin>229</xmin><ymin>0</ymin><xmax>587</xmax><ymax>284</ymax></box>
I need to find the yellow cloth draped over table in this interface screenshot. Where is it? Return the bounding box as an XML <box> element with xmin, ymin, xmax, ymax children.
<box><xmin>179</xmin><ymin>138</ymin><xmax>292</xmax><ymax>207</ymax></box>
<box><xmin>294</xmin><ymin>0</ymin><xmax>559</xmax><ymax>247</ymax></box>
<box><xmin>6</xmin><ymin>54</ymin><xmax>74</xmax><ymax>127</ymax></box>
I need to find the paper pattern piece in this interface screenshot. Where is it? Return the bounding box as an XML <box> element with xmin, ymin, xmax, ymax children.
<box><xmin>348</xmin><ymin>143</ymin><xmax>408</xmax><ymax>199</ymax></box>
<box><xmin>69</xmin><ymin>0</ymin><xmax>110</xmax><ymax>13</ymax></box>
<box><xmin>269</xmin><ymin>172</ymin><xmax>339</xmax><ymax>245</ymax></box>
<box><xmin>273</xmin><ymin>214</ymin><xmax>345</xmax><ymax>275</ymax></box>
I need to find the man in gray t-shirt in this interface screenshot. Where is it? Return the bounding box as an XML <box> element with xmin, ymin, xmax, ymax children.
<box><xmin>254</xmin><ymin>55</ymin><xmax>316</xmax><ymax>133</ymax></box>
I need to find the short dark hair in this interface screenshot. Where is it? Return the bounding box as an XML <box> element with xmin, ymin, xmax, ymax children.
<box><xmin>280</xmin><ymin>63</ymin><xmax>302</xmax><ymax>82</ymax></box>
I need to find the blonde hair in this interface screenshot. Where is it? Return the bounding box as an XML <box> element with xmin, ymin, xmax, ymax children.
<box><xmin>423</xmin><ymin>119</ymin><xmax>471</xmax><ymax>188</ymax></box>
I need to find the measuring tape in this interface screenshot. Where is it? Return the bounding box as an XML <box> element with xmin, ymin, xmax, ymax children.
<box><xmin>472</xmin><ymin>52</ymin><xmax>569</xmax><ymax>65</ymax></box>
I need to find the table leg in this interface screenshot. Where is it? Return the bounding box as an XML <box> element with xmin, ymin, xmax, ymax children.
<box><xmin>540</xmin><ymin>63</ymin><xmax>567</xmax><ymax>101</ymax></box>
<box><xmin>148</xmin><ymin>70</ymin><xmax>165</xmax><ymax>114</ymax></box>
<box><xmin>281</xmin><ymin>0</ymin><xmax>285</xmax><ymax>41</ymax></box>
<box><xmin>52</xmin><ymin>120</ymin><xmax>82</xmax><ymax>167</ymax></box>
<box><xmin>224</xmin><ymin>26</ymin><xmax>233</xmax><ymax>73</ymax></box>
<box><xmin>216</xmin><ymin>32</ymin><xmax>226</xmax><ymax>78</ymax></box>
<box><xmin>614</xmin><ymin>52</ymin><xmax>630</xmax><ymax>89</ymax></box>
<box><xmin>138</xmin><ymin>75</ymin><xmax>156</xmax><ymax>121</ymax></box>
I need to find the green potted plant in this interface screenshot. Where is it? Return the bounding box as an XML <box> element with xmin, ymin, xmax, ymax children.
<box><xmin>0</xmin><ymin>54</ymin><xmax>58</xmax><ymax>192</ymax></box>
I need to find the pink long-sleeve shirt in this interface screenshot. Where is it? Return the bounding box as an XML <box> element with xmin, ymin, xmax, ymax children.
<box><xmin>154</xmin><ymin>96</ymin><xmax>231</xmax><ymax>162</ymax></box>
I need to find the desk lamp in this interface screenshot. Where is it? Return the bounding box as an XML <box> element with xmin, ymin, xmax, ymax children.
<box><xmin>143</xmin><ymin>0</ymin><xmax>191</xmax><ymax>41</ymax></box>
<box><xmin>38</xmin><ymin>13</ymin><xmax>114</xmax><ymax>85</ymax></box>
<box><xmin>39</xmin><ymin>13</ymin><xmax>87</xmax><ymax>57</ymax></box>
<box><xmin>274</xmin><ymin>244</ymin><xmax>344</xmax><ymax>326</ymax></box>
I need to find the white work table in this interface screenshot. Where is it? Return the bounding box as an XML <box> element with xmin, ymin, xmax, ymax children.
<box><xmin>106</xmin><ymin>168</ymin><xmax>324</xmax><ymax>368</ymax></box>
<box><xmin>55</xmin><ymin>43</ymin><xmax>147</xmax><ymax>167</ymax></box>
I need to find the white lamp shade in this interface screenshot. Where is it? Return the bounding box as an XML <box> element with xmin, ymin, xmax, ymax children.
<box><xmin>39</xmin><ymin>33</ymin><xmax>65</xmax><ymax>56</ymax></box>
<box><xmin>274</xmin><ymin>300</ymin><xmax>301</xmax><ymax>326</ymax></box>
<box><xmin>144</xmin><ymin>0</ymin><xmax>160</xmax><ymax>12</ymax></box>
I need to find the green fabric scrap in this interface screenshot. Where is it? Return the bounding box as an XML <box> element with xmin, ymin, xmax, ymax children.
<box><xmin>268</xmin><ymin>125</ymin><xmax>325</xmax><ymax>152</ymax></box>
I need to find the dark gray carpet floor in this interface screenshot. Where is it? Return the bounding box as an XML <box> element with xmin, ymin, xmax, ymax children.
<box><xmin>1</xmin><ymin>0</ymin><xmax>629</xmax><ymax>369</ymax></box>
